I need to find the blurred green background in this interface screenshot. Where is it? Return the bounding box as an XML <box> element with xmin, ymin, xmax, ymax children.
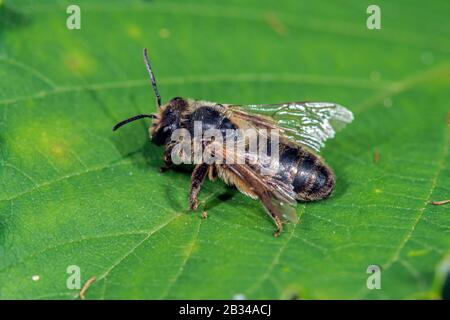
<box><xmin>0</xmin><ymin>0</ymin><xmax>449</xmax><ymax>299</ymax></box>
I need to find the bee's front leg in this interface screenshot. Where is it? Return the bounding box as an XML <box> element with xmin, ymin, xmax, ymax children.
<box><xmin>159</xmin><ymin>145</ymin><xmax>174</xmax><ymax>173</ymax></box>
<box><xmin>189</xmin><ymin>163</ymin><xmax>209</xmax><ymax>210</ymax></box>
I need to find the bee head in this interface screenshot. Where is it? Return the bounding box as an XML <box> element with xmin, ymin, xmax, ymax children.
<box><xmin>150</xmin><ymin>97</ymin><xmax>188</xmax><ymax>146</ymax></box>
<box><xmin>113</xmin><ymin>49</ymin><xmax>188</xmax><ymax>147</ymax></box>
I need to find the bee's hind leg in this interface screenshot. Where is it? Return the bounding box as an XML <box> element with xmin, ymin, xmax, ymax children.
<box><xmin>189</xmin><ymin>163</ymin><xmax>209</xmax><ymax>211</ymax></box>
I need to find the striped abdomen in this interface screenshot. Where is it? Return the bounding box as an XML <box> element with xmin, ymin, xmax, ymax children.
<box><xmin>276</xmin><ymin>144</ymin><xmax>335</xmax><ymax>201</ymax></box>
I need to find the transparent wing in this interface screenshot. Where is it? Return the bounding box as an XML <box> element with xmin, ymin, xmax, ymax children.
<box><xmin>229</xmin><ymin>102</ymin><xmax>354</xmax><ymax>152</ymax></box>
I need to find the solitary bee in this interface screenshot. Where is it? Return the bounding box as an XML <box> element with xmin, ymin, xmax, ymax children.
<box><xmin>113</xmin><ymin>49</ymin><xmax>354</xmax><ymax>236</ymax></box>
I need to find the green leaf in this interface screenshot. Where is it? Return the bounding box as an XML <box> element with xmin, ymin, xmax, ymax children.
<box><xmin>0</xmin><ymin>0</ymin><xmax>449</xmax><ymax>299</ymax></box>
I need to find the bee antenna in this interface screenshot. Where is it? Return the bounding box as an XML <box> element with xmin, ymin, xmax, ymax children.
<box><xmin>113</xmin><ymin>114</ymin><xmax>156</xmax><ymax>131</ymax></box>
<box><xmin>143</xmin><ymin>48</ymin><xmax>162</xmax><ymax>108</ymax></box>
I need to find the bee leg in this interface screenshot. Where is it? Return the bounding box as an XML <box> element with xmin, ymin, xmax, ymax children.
<box><xmin>272</xmin><ymin>217</ymin><xmax>283</xmax><ymax>238</ymax></box>
<box><xmin>208</xmin><ymin>165</ymin><xmax>218</xmax><ymax>181</ymax></box>
<box><xmin>189</xmin><ymin>163</ymin><xmax>209</xmax><ymax>211</ymax></box>
<box><xmin>159</xmin><ymin>162</ymin><xmax>171</xmax><ymax>173</ymax></box>
<box><xmin>159</xmin><ymin>148</ymin><xmax>173</xmax><ymax>173</ymax></box>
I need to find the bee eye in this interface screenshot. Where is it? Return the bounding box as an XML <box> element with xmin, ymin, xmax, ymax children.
<box><xmin>170</xmin><ymin>97</ymin><xmax>183</xmax><ymax>102</ymax></box>
<box><xmin>169</xmin><ymin>97</ymin><xmax>188</xmax><ymax>109</ymax></box>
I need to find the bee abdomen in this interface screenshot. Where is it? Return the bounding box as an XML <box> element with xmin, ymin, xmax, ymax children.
<box><xmin>277</xmin><ymin>146</ymin><xmax>335</xmax><ymax>201</ymax></box>
<box><xmin>293</xmin><ymin>151</ymin><xmax>335</xmax><ymax>201</ymax></box>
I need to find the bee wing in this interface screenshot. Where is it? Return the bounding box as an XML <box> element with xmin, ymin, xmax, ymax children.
<box><xmin>227</xmin><ymin>102</ymin><xmax>354</xmax><ymax>152</ymax></box>
<box><xmin>201</xmin><ymin>128</ymin><xmax>299</xmax><ymax>224</ymax></box>
<box><xmin>200</xmin><ymin>130</ymin><xmax>298</xmax><ymax>223</ymax></box>
<box><xmin>224</xmin><ymin>163</ymin><xmax>299</xmax><ymax>223</ymax></box>
<box><xmin>203</xmin><ymin>134</ymin><xmax>297</xmax><ymax>223</ymax></box>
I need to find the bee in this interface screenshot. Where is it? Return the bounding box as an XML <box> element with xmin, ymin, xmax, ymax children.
<box><xmin>113</xmin><ymin>49</ymin><xmax>354</xmax><ymax>237</ymax></box>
